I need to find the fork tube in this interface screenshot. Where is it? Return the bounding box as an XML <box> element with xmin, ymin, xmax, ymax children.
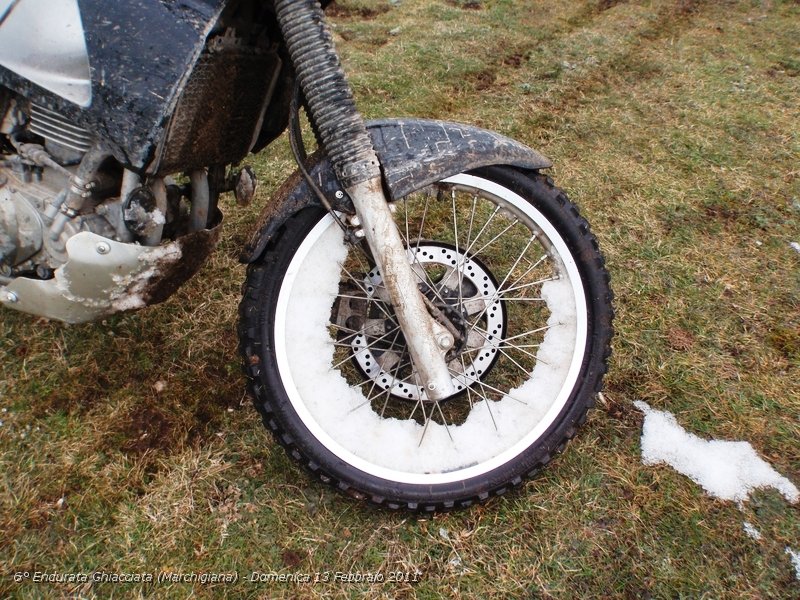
<box><xmin>345</xmin><ymin>178</ymin><xmax>457</xmax><ymax>400</ymax></box>
<box><xmin>274</xmin><ymin>0</ymin><xmax>455</xmax><ymax>399</ymax></box>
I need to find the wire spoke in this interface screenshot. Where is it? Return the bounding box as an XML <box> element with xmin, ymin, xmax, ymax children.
<box><xmin>416</xmin><ymin>400</ymin><xmax>431</xmax><ymax>446</ymax></box>
<box><xmin>414</xmin><ymin>190</ymin><xmax>432</xmax><ymax>255</ymax></box>
<box><xmin>407</xmin><ymin>256</ymin><xmax>450</xmax><ymax>307</ymax></box>
<box><xmin>408</xmin><ymin>395</ymin><xmax>421</xmax><ymax>421</ymax></box>
<box><xmin>340</xmin><ymin>264</ymin><xmax>395</xmax><ymax>321</ymax></box>
<box><xmin>462</xmin><ymin>233</ymin><xmax>538</xmax><ymax>340</ymax></box>
<box><xmin>451</xmin><ymin>189</ymin><xmax>465</xmax><ymax>310</ymax></box>
<box><xmin>479</xmin><ymin>382</ymin><xmax>499</xmax><ymax>429</ymax></box>
<box><xmin>458</xmin><ymin>354</ymin><xmax>477</xmax><ymax>411</ymax></box>
<box><xmin>331</xmin><ymin>328</ymin><xmax>374</xmax><ymax>347</ymax></box>
<box><xmin>462</xmin><ymin>341</ymin><xmax>537</xmax><ymax>366</ymax></box>
<box><xmin>506</xmin><ymin>253</ymin><xmax>549</xmax><ymax>291</ymax></box>
<box><xmin>463</xmin><ymin>218</ymin><xmax>519</xmax><ymax>267</ymax></box>
<box><xmin>330</xmin><ymin>324</ymin><xmax>401</xmax><ymax>370</ymax></box>
<box><xmin>496</xmin><ymin>343</ymin><xmax>543</xmax><ymax>349</ymax></box>
<box><xmin>460</xmin><ymin>205</ymin><xmax>500</xmax><ymax>261</ymax></box>
<box><xmin>380</xmin><ymin>346</ymin><xmax>409</xmax><ymax>417</ymax></box>
<box><xmin>501</xmin><ymin>324</ymin><xmax>556</xmax><ymax>344</ymax></box>
<box><xmin>333</xmin><ymin>319</ymin><xmax>391</xmax><ymax>347</ymax></box>
<box><xmin>466</xmin><ymin>326</ymin><xmax>544</xmax><ymax>362</ymax></box>
<box><xmin>400</xmin><ymin>194</ymin><xmax>455</xmax><ymax>306</ymax></box>
<box><xmin>471</xmin><ymin>376</ymin><xmax>500</xmax><ymax>428</ymax></box>
<box><xmin>336</xmin><ymin>293</ymin><xmax>385</xmax><ymax>304</ymax></box>
<box><xmin>451</xmin><ymin>368</ymin><xmax>529</xmax><ymax>405</ymax></box>
<box><xmin>497</xmin><ymin>297</ymin><xmax>546</xmax><ymax>303</ymax></box>
<box><xmin>434</xmin><ymin>400</ymin><xmax>454</xmax><ymax>441</ymax></box>
<box><xmin>495</xmin><ymin>346</ymin><xmax>535</xmax><ymax>376</ymax></box>
<box><xmin>418</xmin><ymin>405</ymin><xmax>437</xmax><ymax>446</ymax></box>
<box><xmin>349</xmin><ymin>329</ymin><xmax>405</xmax><ymax>414</ymax></box>
<box><xmin>464</xmin><ymin>191</ymin><xmax>479</xmax><ymax>255</ymax></box>
<box><xmin>403</xmin><ymin>196</ymin><xmax>411</xmax><ymax>249</ymax></box>
<box><xmin>328</xmin><ymin>323</ymin><xmax>362</xmax><ymax>336</ymax></box>
<box><xmin>496</xmin><ymin>275</ymin><xmax>560</xmax><ymax>297</ymax></box>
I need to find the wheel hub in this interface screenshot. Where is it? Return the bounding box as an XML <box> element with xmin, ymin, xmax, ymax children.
<box><xmin>340</xmin><ymin>243</ymin><xmax>506</xmax><ymax>401</ymax></box>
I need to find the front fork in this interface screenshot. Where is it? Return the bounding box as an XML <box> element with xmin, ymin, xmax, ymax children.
<box><xmin>275</xmin><ymin>0</ymin><xmax>455</xmax><ymax>399</ymax></box>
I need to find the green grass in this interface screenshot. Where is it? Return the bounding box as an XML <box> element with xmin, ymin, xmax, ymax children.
<box><xmin>2</xmin><ymin>0</ymin><xmax>799</xmax><ymax>597</ymax></box>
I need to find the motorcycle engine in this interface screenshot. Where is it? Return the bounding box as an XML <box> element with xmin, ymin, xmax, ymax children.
<box><xmin>0</xmin><ymin>84</ymin><xmax>226</xmax><ymax>324</ymax></box>
<box><xmin>0</xmin><ymin>96</ymin><xmax>118</xmax><ymax>279</ymax></box>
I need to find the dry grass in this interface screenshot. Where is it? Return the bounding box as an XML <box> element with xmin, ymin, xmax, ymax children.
<box><xmin>1</xmin><ymin>0</ymin><xmax>799</xmax><ymax>598</ymax></box>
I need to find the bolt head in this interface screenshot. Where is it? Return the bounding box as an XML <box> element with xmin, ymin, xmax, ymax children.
<box><xmin>427</xmin><ymin>383</ymin><xmax>437</xmax><ymax>391</ymax></box>
<box><xmin>335</xmin><ymin>190</ymin><xmax>344</xmax><ymax>199</ymax></box>
<box><xmin>437</xmin><ymin>333</ymin><xmax>454</xmax><ymax>349</ymax></box>
<box><xmin>5</xmin><ymin>291</ymin><xmax>18</xmax><ymax>303</ymax></box>
<box><xmin>95</xmin><ymin>242</ymin><xmax>111</xmax><ymax>255</ymax></box>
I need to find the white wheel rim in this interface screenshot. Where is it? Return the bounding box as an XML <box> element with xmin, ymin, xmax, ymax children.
<box><xmin>274</xmin><ymin>174</ymin><xmax>588</xmax><ymax>485</ymax></box>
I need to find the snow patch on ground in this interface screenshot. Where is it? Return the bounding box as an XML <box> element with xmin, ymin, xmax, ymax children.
<box><xmin>742</xmin><ymin>522</ymin><xmax>762</xmax><ymax>541</ymax></box>
<box><xmin>786</xmin><ymin>547</ymin><xmax>800</xmax><ymax>581</ymax></box>
<box><xmin>634</xmin><ymin>401</ymin><xmax>799</xmax><ymax>504</ymax></box>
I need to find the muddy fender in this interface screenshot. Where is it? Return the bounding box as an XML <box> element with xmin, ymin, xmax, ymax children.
<box><xmin>241</xmin><ymin>118</ymin><xmax>551</xmax><ymax>263</ymax></box>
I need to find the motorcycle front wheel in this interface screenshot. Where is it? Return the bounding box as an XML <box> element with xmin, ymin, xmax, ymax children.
<box><xmin>239</xmin><ymin>167</ymin><xmax>613</xmax><ymax>511</ymax></box>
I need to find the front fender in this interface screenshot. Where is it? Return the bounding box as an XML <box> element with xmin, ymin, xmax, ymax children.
<box><xmin>241</xmin><ymin>118</ymin><xmax>551</xmax><ymax>263</ymax></box>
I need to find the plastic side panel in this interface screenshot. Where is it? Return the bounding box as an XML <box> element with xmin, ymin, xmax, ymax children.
<box><xmin>79</xmin><ymin>0</ymin><xmax>226</xmax><ymax>168</ymax></box>
<box><xmin>0</xmin><ymin>0</ymin><xmax>225</xmax><ymax>168</ymax></box>
<box><xmin>0</xmin><ymin>0</ymin><xmax>92</xmax><ymax>107</ymax></box>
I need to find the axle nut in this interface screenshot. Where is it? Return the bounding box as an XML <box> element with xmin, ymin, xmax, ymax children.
<box><xmin>437</xmin><ymin>333</ymin><xmax>454</xmax><ymax>349</ymax></box>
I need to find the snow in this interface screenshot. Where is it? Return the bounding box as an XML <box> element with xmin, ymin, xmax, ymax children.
<box><xmin>123</xmin><ymin>206</ymin><xmax>165</xmax><ymax>233</ymax></box>
<box><xmin>281</xmin><ymin>220</ymin><xmax>579</xmax><ymax>476</ymax></box>
<box><xmin>110</xmin><ymin>243</ymin><xmax>182</xmax><ymax>312</ymax></box>
<box><xmin>634</xmin><ymin>401</ymin><xmax>799</xmax><ymax>504</ymax></box>
<box><xmin>786</xmin><ymin>547</ymin><xmax>800</xmax><ymax>581</ymax></box>
<box><xmin>742</xmin><ymin>522</ymin><xmax>762</xmax><ymax>541</ymax></box>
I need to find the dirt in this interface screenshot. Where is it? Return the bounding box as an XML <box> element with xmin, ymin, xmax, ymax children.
<box><xmin>668</xmin><ymin>327</ymin><xmax>695</xmax><ymax>351</ymax></box>
<box><xmin>472</xmin><ymin>69</ymin><xmax>497</xmax><ymax>91</ymax></box>
<box><xmin>119</xmin><ymin>405</ymin><xmax>179</xmax><ymax>455</ymax></box>
<box><xmin>502</xmin><ymin>53</ymin><xmax>526</xmax><ymax>68</ymax></box>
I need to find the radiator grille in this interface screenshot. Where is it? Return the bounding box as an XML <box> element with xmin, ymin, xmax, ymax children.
<box><xmin>157</xmin><ymin>43</ymin><xmax>280</xmax><ymax>175</ymax></box>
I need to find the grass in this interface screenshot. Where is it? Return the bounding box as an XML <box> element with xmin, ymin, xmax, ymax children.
<box><xmin>1</xmin><ymin>0</ymin><xmax>799</xmax><ymax>597</ymax></box>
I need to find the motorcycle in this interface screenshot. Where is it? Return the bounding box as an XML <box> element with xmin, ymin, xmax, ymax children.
<box><xmin>0</xmin><ymin>0</ymin><xmax>613</xmax><ymax>511</ymax></box>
